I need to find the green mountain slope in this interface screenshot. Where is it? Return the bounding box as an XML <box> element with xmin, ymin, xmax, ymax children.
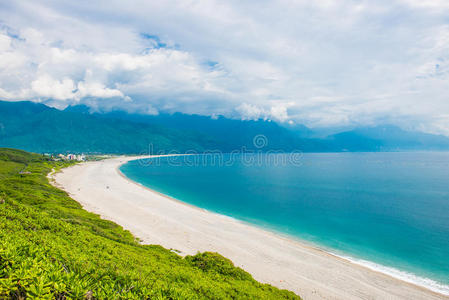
<box><xmin>1</xmin><ymin>101</ymin><xmax>328</xmax><ymax>153</ymax></box>
<box><xmin>3</xmin><ymin>100</ymin><xmax>449</xmax><ymax>153</ymax></box>
<box><xmin>0</xmin><ymin>101</ymin><xmax>218</xmax><ymax>154</ymax></box>
<box><xmin>86</xmin><ymin>109</ymin><xmax>329</xmax><ymax>152</ymax></box>
<box><xmin>0</xmin><ymin>148</ymin><xmax>299</xmax><ymax>299</ymax></box>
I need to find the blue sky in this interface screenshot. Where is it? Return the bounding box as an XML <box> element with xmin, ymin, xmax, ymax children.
<box><xmin>0</xmin><ymin>0</ymin><xmax>449</xmax><ymax>134</ymax></box>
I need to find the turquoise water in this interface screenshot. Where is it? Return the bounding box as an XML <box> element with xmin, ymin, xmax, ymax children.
<box><xmin>120</xmin><ymin>152</ymin><xmax>449</xmax><ymax>292</ymax></box>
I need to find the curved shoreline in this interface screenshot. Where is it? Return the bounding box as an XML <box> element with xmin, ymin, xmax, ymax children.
<box><xmin>53</xmin><ymin>156</ymin><xmax>449</xmax><ymax>300</ymax></box>
<box><xmin>119</xmin><ymin>157</ymin><xmax>449</xmax><ymax>297</ymax></box>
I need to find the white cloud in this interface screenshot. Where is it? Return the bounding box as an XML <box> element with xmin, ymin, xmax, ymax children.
<box><xmin>236</xmin><ymin>103</ymin><xmax>265</xmax><ymax>121</ymax></box>
<box><xmin>21</xmin><ymin>28</ymin><xmax>44</xmax><ymax>45</ymax></box>
<box><xmin>236</xmin><ymin>102</ymin><xmax>291</xmax><ymax>122</ymax></box>
<box><xmin>0</xmin><ymin>34</ymin><xmax>11</xmax><ymax>51</ymax></box>
<box><xmin>74</xmin><ymin>69</ymin><xmax>124</xmax><ymax>99</ymax></box>
<box><xmin>31</xmin><ymin>74</ymin><xmax>75</xmax><ymax>100</ymax></box>
<box><xmin>0</xmin><ymin>87</ymin><xmax>15</xmax><ymax>99</ymax></box>
<box><xmin>270</xmin><ymin>105</ymin><xmax>289</xmax><ymax>123</ymax></box>
<box><xmin>1</xmin><ymin>0</ymin><xmax>449</xmax><ymax>134</ymax></box>
<box><xmin>400</xmin><ymin>0</ymin><xmax>449</xmax><ymax>10</ymax></box>
<box><xmin>76</xmin><ymin>81</ymin><xmax>123</xmax><ymax>99</ymax></box>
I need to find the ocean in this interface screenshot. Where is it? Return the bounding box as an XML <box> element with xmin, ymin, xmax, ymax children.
<box><xmin>120</xmin><ymin>152</ymin><xmax>449</xmax><ymax>294</ymax></box>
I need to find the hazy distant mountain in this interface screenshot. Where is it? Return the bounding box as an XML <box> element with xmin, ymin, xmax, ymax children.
<box><xmin>2</xmin><ymin>101</ymin><xmax>449</xmax><ymax>154</ymax></box>
<box><xmin>86</xmin><ymin>107</ymin><xmax>449</xmax><ymax>152</ymax></box>
<box><xmin>328</xmin><ymin>125</ymin><xmax>449</xmax><ymax>151</ymax></box>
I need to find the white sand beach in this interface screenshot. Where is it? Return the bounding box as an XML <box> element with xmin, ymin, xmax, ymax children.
<box><xmin>51</xmin><ymin>156</ymin><xmax>449</xmax><ymax>300</ymax></box>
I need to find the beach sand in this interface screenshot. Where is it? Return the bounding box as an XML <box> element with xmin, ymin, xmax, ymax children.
<box><xmin>51</xmin><ymin>156</ymin><xmax>448</xmax><ymax>300</ymax></box>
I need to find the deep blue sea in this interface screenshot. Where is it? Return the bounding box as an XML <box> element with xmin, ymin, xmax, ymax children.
<box><xmin>120</xmin><ymin>152</ymin><xmax>449</xmax><ymax>294</ymax></box>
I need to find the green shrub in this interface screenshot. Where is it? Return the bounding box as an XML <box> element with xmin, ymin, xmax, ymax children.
<box><xmin>185</xmin><ymin>252</ymin><xmax>251</xmax><ymax>281</ymax></box>
<box><xmin>0</xmin><ymin>148</ymin><xmax>300</xmax><ymax>299</ymax></box>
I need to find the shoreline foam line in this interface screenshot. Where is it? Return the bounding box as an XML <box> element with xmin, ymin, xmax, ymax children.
<box><xmin>121</xmin><ymin>157</ymin><xmax>449</xmax><ymax>297</ymax></box>
<box><xmin>53</xmin><ymin>156</ymin><xmax>449</xmax><ymax>300</ymax></box>
<box><xmin>120</xmin><ymin>156</ymin><xmax>449</xmax><ymax>296</ymax></box>
<box><xmin>331</xmin><ymin>253</ymin><xmax>449</xmax><ymax>296</ymax></box>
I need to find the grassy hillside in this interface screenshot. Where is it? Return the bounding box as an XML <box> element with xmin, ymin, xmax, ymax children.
<box><xmin>0</xmin><ymin>148</ymin><xmax>299</xmax><ymax>299</ymax></box>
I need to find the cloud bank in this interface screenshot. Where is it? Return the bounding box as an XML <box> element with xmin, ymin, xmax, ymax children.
<box><xmin>1</xmin><ymin>0</ymin><xmax>449</xmax><ymax>134</ymax></box>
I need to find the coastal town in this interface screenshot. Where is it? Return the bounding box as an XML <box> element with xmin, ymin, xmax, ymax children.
<box><xmin>52</xmin><ymin>153</ymin><xmax>86</xmax><ymax>161</ymax></box>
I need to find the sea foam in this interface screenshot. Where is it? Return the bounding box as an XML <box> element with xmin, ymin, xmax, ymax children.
<box><xmin>332</xmin><ymin>252</ymin><xmax>449</xmax><ymax>296</ymax></box>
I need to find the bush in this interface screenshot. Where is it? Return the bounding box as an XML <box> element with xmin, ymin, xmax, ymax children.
<box><xmin>0</xmin><ymin>148</ymin><xmax>300</xmax><ymax>299</ymax></box>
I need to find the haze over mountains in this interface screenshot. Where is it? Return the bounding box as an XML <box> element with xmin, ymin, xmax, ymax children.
<box><xmin>1</xmin><ymin>100</ymin><xmax>449</xmax><ymax>154</ymax></box>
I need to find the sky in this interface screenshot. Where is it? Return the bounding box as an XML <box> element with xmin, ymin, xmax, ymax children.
<box><xmin>0</xmin><ymin>0</ymin><xmax>449</xmax><ymax>134</ymax></box>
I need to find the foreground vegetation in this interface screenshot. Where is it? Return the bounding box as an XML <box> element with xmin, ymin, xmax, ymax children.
<box><xmin>0</xmin><ymin>148</ymin><xmax>299</xmax><ymax>299</ymax></box>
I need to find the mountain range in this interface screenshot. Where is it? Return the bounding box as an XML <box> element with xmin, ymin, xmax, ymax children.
<box><xmin>1</xmin><ymin>100</ymin><xmax>449</xmax><ymax>154</ymax></box>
